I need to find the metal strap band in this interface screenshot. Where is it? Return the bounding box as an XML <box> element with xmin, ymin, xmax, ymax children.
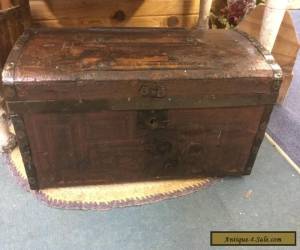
<box><xmin>235</xmin><ymin>29</ymin><xmax>283</xmax><ymax>92</ymax></box>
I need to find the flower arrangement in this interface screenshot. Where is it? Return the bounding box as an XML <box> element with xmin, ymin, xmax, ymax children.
<box><xmin>210</xmin><ymin>0</ymin><xmax>266</xmax><ymax>28</ymax></box>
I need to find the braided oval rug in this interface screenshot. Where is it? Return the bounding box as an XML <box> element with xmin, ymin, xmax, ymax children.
<box><xmin>5</xmin><ymin>146</ymin><xmax>216</xmax><ymax>211</ymax></box>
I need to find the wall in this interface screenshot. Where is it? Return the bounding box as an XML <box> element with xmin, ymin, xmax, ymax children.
<box><xmin>29</xmin><ymin>0</ymin><xmax>201</xmax><ymax>28</ymax></box>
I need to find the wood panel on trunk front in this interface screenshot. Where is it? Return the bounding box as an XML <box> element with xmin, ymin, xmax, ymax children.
<box><xmin>24</xmin><ymin>106</ymin><xmax>264</xmax><ymax>188</ymax></box>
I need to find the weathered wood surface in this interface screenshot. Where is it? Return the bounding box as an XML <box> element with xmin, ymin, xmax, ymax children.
<box><xmin>25</xmin><ymin>107</ymin><xmax>264</xmax><ymax>188</ymax></box>
<box><xmin>24</xmin><ymin>107</ymin><xmax>265</xmax><ymax>188</ymax></box>
<box><xmin>0</xmin><ymin>0</ymin><xmax>31</xmax><ymax>68</ymax></box>
<box><xmin>29</xmin><ymin>0</ymin><xmax>201</xmax><ymax>28</ymax></box>
<box><xmin>3</xmin><ymin>28</ymin><xmax>273</xmax><ymax>84</ymax></box>
<box><xmin>0</xmin><ymin>6</ymin><xmax>24</xmax><ymax>68</ymax></box>
<box><xmin>3</xmin><ymin>28</ymin><xmax>280</xmax><ymax>189</ymax></box>
<box><xmin>237</xmin><ymin>4</ymin><xmax>300</xmax><ymax>103</ymax></box>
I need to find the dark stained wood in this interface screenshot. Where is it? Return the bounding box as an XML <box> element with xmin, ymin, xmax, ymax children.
<box><xmin>245</xmin><ymin>105</ymin><xmax>273</xmax><ymax>174</ymax></box>
<box><xmin>5</xmin><ymin>78</ymin><xmax>275</xmax><ymax>102</ymax></box>
<box><xmin>11</xmin><ymin>114</ymin><xmax>38</xmax><ymax>189</ymax></box>
<box><xmin>24</xmin><ymin>107</ymin><xmax>264</xmax><ymax>188</ymax></box>
<box><xmin>2</xmin><ymin>28</ymin><xmax>273</xmax><ymax>83</ymax></box>
<box><xmin>2</xmin><ymin>28</ymin><xmax>282</xmax><ymax>189</ymax></box>
<box><xmin>0</xmin><ymin>6</ymin><xmax>24</xmax><ymax>69</ymax></box>
<box><xmin>0</xmin><ymin>1</ymin><xmax>31</xmax><ymax>69</ymax></box>
<box><xmin>6</xmin><ymin>94</ymin><xmax>277</xmax><ymax>113</ymax></box>
<box><xmin>0</xmin><ymin>1</ymin><xmax>31</xmax><ymax>154</ymax></box>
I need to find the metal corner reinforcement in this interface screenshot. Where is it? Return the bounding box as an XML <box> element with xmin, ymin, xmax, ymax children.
<box><xmin>235</xmin><ymin>29</ymin><xmax>283</xmax><ymax>92</ymax></box>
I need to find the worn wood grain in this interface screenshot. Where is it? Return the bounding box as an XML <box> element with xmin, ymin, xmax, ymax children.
<box><xmin>0</xmin><ymin>6</ymin><xmax>23</xmax><ymax>67</ymax></box>
<box><xmin>0</xmin><ymin>1</ymin><xmax>31</xmax><ymax>68</ymax></box>
<box><xmin>24</xmin><ymin>107</ymin><xmax>264</xmax><ymax>188</ymax></box>
<box><xmin>32</xmin><ymin>14</ymin><xmax>199</xmax><ymax>28</ymax></box>
<box><xmin>2</xmin><ymin>28</ymin><xmax>273</xmax><ymax>84</ymax></box>
<box><xmin>29</xmin><ymin>0</ymin><xmax>201</xmax><ymax>28</ymax></box>
<box><xmin>3</xmin><ymin>27</ymin><xmax>279</xmax><ymax>189</ymax></box>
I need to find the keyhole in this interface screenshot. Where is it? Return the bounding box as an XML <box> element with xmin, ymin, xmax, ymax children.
<box><xmin>148</xmin><ymin>117</ymin><xmax>158</xmax><ymax>129</ymax></box>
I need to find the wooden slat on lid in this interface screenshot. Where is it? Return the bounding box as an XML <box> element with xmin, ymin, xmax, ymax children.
<box><xmin>3</xmin><ymin>28</ymin><xmax>273</xmax><ymax>83</ymax></box>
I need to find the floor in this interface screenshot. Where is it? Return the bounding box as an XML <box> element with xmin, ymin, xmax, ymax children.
<box><xmin>0</xmin><ymin>138</ymin><xmax>299</xmax><ymax>250</ymax></box>
<box><xmin>267</xmin><ymin>10</ymin><xmax>300</xmax><ymax>166</ymax></box>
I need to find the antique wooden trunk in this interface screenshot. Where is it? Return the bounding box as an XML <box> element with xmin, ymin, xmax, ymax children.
<box><xmin>2</xmin><ymin>28</ymin><xmax>282</xmax><ymax>190</ymax></box>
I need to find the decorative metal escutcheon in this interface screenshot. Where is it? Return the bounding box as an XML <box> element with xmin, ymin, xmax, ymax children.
<box><xmin>139</xmin><ymin>83</ymin><xmax>166</xmax><ymax>98</ymax></box>
<box><xmin>137</xmin><ymin>110</ymin><xmax>168</xmax><ymax>130</ymax></box>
